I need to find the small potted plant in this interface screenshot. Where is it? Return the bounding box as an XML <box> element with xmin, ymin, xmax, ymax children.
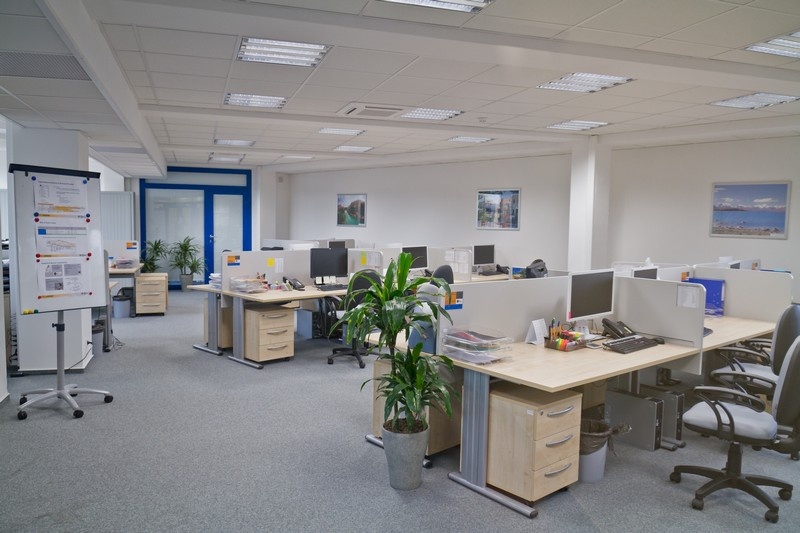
<box><xmin>336</xmin><ymin>252</ymin><xmax>457</xmax><ymax>490</ymax></box>
<box><xmin>169</xmin><ymin>237</ymin><xmax>203</xmax><ymax>290</ymax></box>
<box><xmin>140</xmin><ymin>239</ymin><xmax>169</xmax><ymax>273</ymax></box>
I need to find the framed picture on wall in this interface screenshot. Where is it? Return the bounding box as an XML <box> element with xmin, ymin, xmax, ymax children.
<box><xmin>477</xmin><ymin>189</ymin><xmax>520</xmax><ymax>230</ymax></box>
<box><xmin>711</xmin><ymin>182</ymin><xmax>790</xmax><ymax>239</ymax></box>
<box><xmin>337</xmin><ymin>193</ymin><xmax>367</xmax><ymax>227</ymax></box>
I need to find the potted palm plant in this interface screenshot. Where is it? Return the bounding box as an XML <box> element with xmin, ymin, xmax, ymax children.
<box><xmin>169</xmin><ymin>236</ymin><xmax>203</xmax><ymax>291</ymax></box>
<box><xmin>336</xmin><ymin>252</ymin><xmax>458</xmax><ymax>490</ymax></box>
<box><xmin>140</xmin><ymin>239</ymin><xmax>169</xmax><ymax>273</ymax></box>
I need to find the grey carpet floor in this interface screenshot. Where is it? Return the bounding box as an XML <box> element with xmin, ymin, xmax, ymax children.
<box><xmin>1</xmin><ymin>290</ymin><xmax>798</xmax><ymax>532</ymax></box>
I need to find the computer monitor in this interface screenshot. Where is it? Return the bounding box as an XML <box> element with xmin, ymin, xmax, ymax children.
<box><xmin>566</xmin><ymin>269</ymin><xmax>615</xmax><ymax>322</ymax></box>
<box><xmin>401</xmin><ymin>246</ymin><xmax>428</xmax><ymax>269</ymax></box>
<box><xmin>328</xmin><ymin>240</ymin><xmax>347</xmax><ymax>249</ymax></box>
<box><xmin>632</xmin><ymin>266</ymin><xmax>658</xmax><ymax>279</ymax></box>
<box><xmin>309</xmin><ymin>247</ymin><xmax>348</xmax><ymax>279</ymax></box>
<box><xmin>729</xmin><ymin>261</ymin><xmax>741</xmax><ymax>269</ymax></box>
<box><xmin>472</xmin><ymin>244</ymin><xmax>495</xmax><ymax>267</ymax></box>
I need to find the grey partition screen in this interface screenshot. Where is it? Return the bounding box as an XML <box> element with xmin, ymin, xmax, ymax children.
<box><xmin>9</xmin><ymin>164</ymin><xmax>106</xmax><ymax>313</ymax></box>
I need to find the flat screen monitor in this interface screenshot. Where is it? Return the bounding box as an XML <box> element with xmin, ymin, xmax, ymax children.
<box><xmin>632</xmin><ymin>266</ymin><xmax>658</xmax><ymax>279</ymax></box>
<box><xmin>566</xmin><ymin>269</ymin><xmax>615</xmax><ymax>322</ymax></box>
<box><xmin>309</xmin><ymin>247</ymin><xmax>348</xmax><ymax>279</ymax></box>
<box><xmin>729</xmin><ymin>261</ymin><xmax>741</xmax><ymax>269</ymax></box>
<box><xmin>473</xmin><ymin>244</ymin><xmax>495</xmax><ymax>266</ymax></box>
<box><xmin>328</xmin><ymin>240</ymin><xmax>347</xmax><ymax>249</ymax></box>
<box><xmin>402</xmin><ymin>246</ymin><xmax>428</xmax><ymax>269</ymax></box>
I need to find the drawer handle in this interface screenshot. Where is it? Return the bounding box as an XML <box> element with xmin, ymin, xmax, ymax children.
<box><xmin>267</xmin><ymin>344</ymin><xmax>289</xmax><ymax>350</ymax></box>
<box><xmin>264</xmin><ymin>313</ymin><xmax>288</xmax><ymax>319</ymax></box>
<box><xmin>141</xmin><ymin>292</ymin><xmax>162</xmax><ymax>296</ymax></box>
<box><xmin>546</xmin><ymin>405</ymin><xmax>575</xmax><ymax>417</ymax></box>
<box><xmin>544</xmin><ymin>463</ymin><xmax>572</xmax><ymax>477</ymax></box>
<box><xmin>545</xmin><ymin>434</ymin><xmax>573</xmax><ymax>447</ymax></box>
<box><xmin>267</xmin><ymin>329</ymin><xmax>289</xmax><ymax>335</ymax></box>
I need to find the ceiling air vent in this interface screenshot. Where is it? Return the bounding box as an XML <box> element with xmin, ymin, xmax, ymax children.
<box><xmin>0</xmin><ymin>52</ymin><xmax>90</xmax><ymax>80</ymax></box>
<box><xmin>337</xmin><ymin>103</ymin><xmax>409</xmax><ymax>119</ymax></box>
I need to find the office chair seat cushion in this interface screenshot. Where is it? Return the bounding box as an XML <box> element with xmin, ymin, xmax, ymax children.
<box><xmin>723</xmin><ymin>363</ymin><xmax>778</xmax><ymax>382</ymax></box>
<box><xmin>683</xmin><ymin>402</ymin><xmax>778</xmax><ymax>441</ymax></box>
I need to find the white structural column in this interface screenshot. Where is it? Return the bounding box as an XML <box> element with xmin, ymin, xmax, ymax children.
<box><xmin>255</xmin><ymin>168</ymin><xmax>292</xmax><ymax>246</ymax></box>
<box><xmin>6</xmin><ymin>125</ymin><xmax>94</xmax><ymax>372</ymax></box>
<box><xmin>567</xmin><ymin>136</ymin><xmax>611</xmax><ymax>272</ymax></box>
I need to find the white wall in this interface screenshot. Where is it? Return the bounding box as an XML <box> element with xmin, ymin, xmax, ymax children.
<box><xmin>287</xmin><ymin>155</ymin><xmax>572</xmax><ymax>270</ymax></box>
<box><xmin>608</xmin><ymin>137</ymin><xmax>800</xmax><ymax>301</ymax></box>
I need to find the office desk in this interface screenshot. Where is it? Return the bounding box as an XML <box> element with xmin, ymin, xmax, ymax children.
<box><xmin>189</xmin><ymin>285</ymin><xmax>347</xmax><ymax>369</ymax></box>
<box><xmin>470</xmin><ymin>273</ymin><xmax>509</xmax><ymax>282</ymax></box>
<box><xmin>449</xmin><ymin>315</ymin><xmax>775</xmax><ymax>518</ymax></box>
<box><xmin>108</xmin><ymin>264</ymin><xmax>142</xmax><ymax>316</ymax></box>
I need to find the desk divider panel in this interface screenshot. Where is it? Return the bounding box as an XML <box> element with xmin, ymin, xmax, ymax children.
<box><xmin>693</xmin><ymin>266</ymin><xmax>793</xmax><ymax>321</ymax></box>
<box><xmin>104</xmin><ymin>240</ymin><xmax>140</xmax><ymax>265</ymax></box>
<box><xmin>438</xmin><ymin>247</ymin><xmax>472</xmax><ymax>282</ymax></box>
<box><xmin>348</xmin><ymin>249</ymin><xmax>383</xmax><ymax>274</ymax></box>
<box><xmin>260</xmin><ymin>238</ymin><xmax>319</xmax><ymax>251</ymax></box>
<box><xmin>220</xmin><ymin>250</ymin><xmax>313</xmax><ymax>291</ymax></box>
<box><xmin>375</xmin><ymin>247</ymin><xmax>401</xmax><ymax>271</ymax></box>
<box><xmin>435</xmin><ymin>277</ymin><xmax>568</xmax><ymax>353</ymax></box>
<box><xmin>611</xmin><ymin>261</ymin><xmax>691</xmax><ymax>282</ymax></box>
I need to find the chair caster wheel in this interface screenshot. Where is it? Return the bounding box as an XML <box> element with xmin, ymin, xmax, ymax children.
<box><xmin>17</xmin><ymin>411</ymin><xmax>27</xmax><ymax>420</ymax></box>
<box><xmin>669</xmin><ymin>472</ymin><xmax>681</xmax><ymax>483</ymax></box>
<box><xmin>791</xmin><ymin>452</ymin><xmax>798</xmax><ymax>461</ymax></box>
<box><xmin>104</xmin><ymin>395</ymin><xmax>114</xmax><ymax>403</ymax></box>
<box><xmin>765</xmin><ymin>510</ymin><xmax>779</xmax><ymax>523</ymax></box>
<box><xmin>359</xmin><ymin>362</ymin><xmax>365</xmax><ymax>368</ymax></box>
<box><xmin>19</xmin><ymin>397</ymin><xmax>27</xmax><ymax>405</ymax></box>
<box><xmin>691</xmin><ymin>498</ymin><xmax>704</xmax><ymax>510</ymax></box>
<box><xmin>327</xmin><ymin>358</ymin><xmax>334</xmax><ymax>365</ymax></box>
<box><xmin>73</xmin><ymin>409</ymin><xmax>84</xmax><ymax>418</ymax></box>
<box><xmin>779</xmin><ymin>488</ymin><xmax>792</xmax><ymax>501</ymax></box>
<box><xmin>70</xmin><ymin>393</ymin><xmax>78</xmax><ymax>397</ymax></box>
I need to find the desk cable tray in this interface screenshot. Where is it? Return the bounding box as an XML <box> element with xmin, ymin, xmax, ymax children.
<box><xmin>442</xmin><ymin>328</ymin><xmax>512</xmax><ymax>365</ymax></box>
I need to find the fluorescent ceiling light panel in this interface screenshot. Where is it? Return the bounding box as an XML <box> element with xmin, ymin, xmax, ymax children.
<box><xmin>711</xmin><ymin>92</ymin><xmax>800</xmax><ymax>109</ymax></box>
<box><xmin>401</xmin><ymin>108</ymin><xmax>462</xmax><ymax>120</ymax></box>
<box><xmin>238</xmin><ymin>37</ymin><xmax>330</xmax><ymax>67</ymax></box>
<box><xmin>746</xmin><ymin>32</ymin><xmax>800</xmax><ymax>59</ymax></box>
<box><xmin>538</xmin><ymin>72</ymin><xmax>632</xmax><ymax>93</ymax></box>
<box><xmin>208</xmin><ymin>152</ymin><xmax>244</xmax><ymax>163</ymax></box>
<box><xmin>379</xmin><ymin>0</ymin><xmax>494</xmax><ymax>13</ymax></box>
<box><xmin>224</xmin><ymin>93</ymin><xmax>286</xmax><ymax>108</ymax></box>
<box><xmin>333</xmin><ymin>145</ymin><xmax>373</xmax><ymax>152</ymax></box>
<box><xmin>448</xmin><ymin>136</ymin><xmax>492</xmax><ymax>143</ymax></box>
<box><xmin>547</xmin><ymin>120</ymin><xmax>609</xmax><ymax>131</ymax></box>
<box><xmin>318</xmin><ymin>128</ymin><xmax>364</xmax><ymax>135</ymax></box>
<box><xmin>214</xmin><ymin>139</ymin><xmax>255</xmax><ymax>147</ymax></box>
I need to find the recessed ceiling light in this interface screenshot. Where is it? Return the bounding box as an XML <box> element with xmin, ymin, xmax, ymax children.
<box><xmin>538</xmin><ymin>72</ymin><xmax>632</xmax><ymax>93</ymax></box>
<box><xmin>208</xmin><ymin>152</ymin><xmax>245</xmax><ymax>163</ymax></box>
<box><xmin>448</xmin><ymin>136</ymin><xmax>493</xmax><ymax>143</ymax></box>
<box><xmin>379</xmin><ymin>0</ymin><xmax>494</xmax><ymax>13</ymax></box>
<box><xmin>318</xmin><ymin>128</ymin><xmax>365</xmax><ymax>135</ymax></box>
<box><xmin>401</xmin><ymin>108</ymin><xmax>462</xmax><ymax>120</ymax></box>
<box><xmin>224</xmin><ymin>93</ymin><xmax>286</xmax><ymax>108</ymax></box>
<box><xmin>238</xmin><ymin>37</ymin><xmax>330</xmax><ymax>67</ymax></box>
<box><xmin>746</xmin><ymin>32</ymin><xmax>800</xmax><ymax>59</ymax></box>
<box><xmin>214</xmin><ymin>139</ymin><xmax>255</xmax><ymax>147</ymax></box>
<box><xmin>710</xmin><ymin>92</ymin><xmax>800</xmax><ymax>109</ymax></box>
<box><xmin>333</xmin><ymin>145</ymin><xmax>373</xmax><ymax>153</ymax></box>
<box><xmin>547</xmin><ymin>120</ymin><xmax>609</xmax><ymax>131</ymax></box>
<box><xmin>281</xmin><ymin>155</ymin><xmax>313</xmax><ymax>160</ymax></box>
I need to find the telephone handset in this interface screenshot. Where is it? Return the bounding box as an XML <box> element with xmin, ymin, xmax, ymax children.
<box><xmin>283</xmin><ymin>277</ymin><xmax>305</xmax><ymax>290</ymax></box>
<box><xmin>602</xmin><ymin>318</ymin><xmax>636</xmax><ymax>339</ymax></box>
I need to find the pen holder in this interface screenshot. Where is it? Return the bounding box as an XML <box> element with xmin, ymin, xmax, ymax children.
<box><xmin>545</xmin><ymin>335</ymin><xmax>586</xmax><ymax>352</ymax></box>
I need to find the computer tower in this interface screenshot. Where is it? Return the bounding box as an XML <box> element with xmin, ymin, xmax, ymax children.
<box><xmin>639</xmin><ymin>385</ymin><xmax>685</xmax><ymax>447</ymax></box>
<box><xmin>604</xmin><ymin>389</ymin><xmax>664</xmax><ymax>451</ymax></box>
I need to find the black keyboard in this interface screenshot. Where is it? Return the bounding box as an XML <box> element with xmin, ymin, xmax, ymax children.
<box><xmin>703</xmin><ymin>327</ymin><xmax>713</xmax><ymax>337</ymax></box>
<box><xmin>603</xmin><ymin>335</ymin><xmax>659</xmax><ymax>354</ymax></box>
<box><xmin>317</xmin><ymin>284</ymin><xmax>347</xmax><ymax>291</ymax></box>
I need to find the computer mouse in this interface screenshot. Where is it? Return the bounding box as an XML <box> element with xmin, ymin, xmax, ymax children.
<box><xmin>652</xmin><ymin>336</ymin><xmax>665</xmax><ymax>344</ymax></box>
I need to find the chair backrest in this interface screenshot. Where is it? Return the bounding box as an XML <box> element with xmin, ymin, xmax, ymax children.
<box><xmin>771</xmin><ymin>303</ymin><xmax>800</xmax><ymax>374</ymax></box>
<box><xmin>772</xmin><ymin>336</ymin><xmax>800</xmax><ymax>428</ymax></box>
<box><xmin>347</xmin><ymin>269</ymin><xmax>381</xmax><ymax>310</ymax></box>
<box><xmin>431</xmin><ymin>264</ymin><xmax>454</xmax><ymax>285</ymax></box>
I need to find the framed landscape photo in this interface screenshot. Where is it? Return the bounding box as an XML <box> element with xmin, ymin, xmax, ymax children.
<box><xmin>337</xmin><ymin>193</ymin><xmax>367</xmax><ymax>227</ymax></box>
<box><xmin>711</xmin><ymin>182</ymin><xmax>790</xmax><ymax>239</ymax></box>
<box><xmin>477</xmin><ymin>189</ymin><xmax>520</xmax><ymax>230</ymax></box>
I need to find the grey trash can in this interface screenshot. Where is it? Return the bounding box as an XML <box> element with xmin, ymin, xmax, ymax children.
<box><xmin>112</xmin><ymin>295</ymin><xmax>131</xmax><ymax>319</ymax></box>
<box><xmin>578</xmin><ymin>420</ymin><xmax>630</xmax><ymax>483</ymax></box>
<box><xmin>92</xmin><ymin>323</ymin><xmax>104</xmax><ymax>357</ymax></box>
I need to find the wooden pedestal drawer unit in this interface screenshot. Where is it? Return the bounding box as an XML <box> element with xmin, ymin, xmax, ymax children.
<box><xmin>135</xmin><ymin>273</ymin><xmax>167</xmax><ymax>315</ymax></box>
<box><xmin>244</xmin><ymin>304</ymin><xmax>295</xmax><ymax>362</ymax></box>
<box><xmin>487</xmin><ymin>382</ymin><xmax>581</xmax><ymax>504</ymax></box>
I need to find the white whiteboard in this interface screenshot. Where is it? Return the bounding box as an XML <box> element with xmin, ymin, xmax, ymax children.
<box><xmin>9</xmin><ymin>164</ymin><xmax>106</xmax><ymax>313</ymax></box>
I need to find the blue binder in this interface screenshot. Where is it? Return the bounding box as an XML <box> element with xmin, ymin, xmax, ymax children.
<box><xmin>687</xmin><ymin>277</ymin><xmax>725</xmax><ymax>316</ymax></box>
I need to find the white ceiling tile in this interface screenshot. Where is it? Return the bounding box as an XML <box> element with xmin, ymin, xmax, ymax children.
<box><xmin>229</xmin><ymin>61</ymin><xmax>314</xmax><ymax>83</ymax></box>
<box><xmin>582</xmin><ymin>0</ymin><xmax>734</xmax><ymax>37</ymax></box>
<box><xmin>151</xmin><ymin>72</ymin><xmax>227</xmax><ymax>92</ymax></box>
<box><xmin>667</xmin><ymin>7</ymin><xmax>800</xmax><ymax>48</ymax></box>
<box><xmin>751</xmin><ymin>0</ymin><xmax>800</xmax><ymax>16</ymax></box>
<box><xmin>293</xmin><ymin>84</ymin><xmax>369</xmax><ymax>102</ymax></box>
<box><xmin>102</xmin><ymin>24</ymin><xmax>140</xmax><ymax>51</ymax></box>
<box><xmin>483</xmin><ymin>0</ymin><xmax>621</xmax><ymax>26</ymax></box>
<box><xmin>496</xmin><ymin>115</ymin><xmax>557</xmax><ymax>128</ymax></box>
<box><xmin>420</xmin><ymin>95</ymin><xmax>492</xmax><ymax>112</ymax></box>
<box><xmin>360</xmin><ymin>90</ymin><xmax>429</xmax><ymax>106</ymax></box>
<box><xmin>636</xmin><ymin>39</ymin><xmax>729</xmax><ymax>58</ymax></box>
<box><xmin>441</xmin><ymin>81</ymin><xmax>525</xmax><ymax>100</ymax></box>
<box><xmin>125</xmin><ymin>70</ymin><xmax>151</xmax><ymax>87</ymax></box>
<box><xmin>711</xmin><ymin>49</ymin><xmax>797</xmax><ymax>67</ymax></box>
<box><xmin>554</xmin><ymin>27</ymin><xmax>654</xmax><ymax>48</ymax></box>
<box><xmin>609</xmin><ymin>79</ymin><xmax>695</xmax><ymax>98</ymax></box>
<box><xmin>145</xmin><ymin>53</ymin><xmax>231</xmax><ymax>77</ymax></box>
<box><xmin>0</xmin><ymin>16</ymin><xmax>67</xmax><ymax>54</ymax></box>
<box><xmin>561</xmin><ymin>93</ymin><xmax>643</xmax><ymax>110</ymax></box>
<box><xmin>613</xmin><ymin>99</ymin><xmax>694</xmax><ymax>114</ymax></box>
<box><xmin>360</xmin><ymin>2</ymin><xmax>473</xmax><ymax>26</ymax></box>
<box><xmin>661</xmin><ymin>86</ymin><xmax>751</xmax><ymax>104</ymax></box>
<box><xmin>137</xmin><ymin>27</ymin><xmax>238</xmax><ymax>59</ymax></box>
<box><xmin>116</xmin><ymin>50</ymin><xmax>146</xmax><ymax>71</ymax></box>
<box><xmin>398</xmin><ymin>57</ymin><xmax>494</xmax><ymax>81</ymax></box>
<box><xmin>225</xmin><ymin>79</ymin><xmax>302</xmax><ymax>96</ymax></box>
<box><xmin>321</xmin><ymin>47</ymin><xmax>416</xmax><ymax>74</ymax></box>
<box><xmin>447</xmin><ymin>111</ymin><xmax>516</xmax><ymax>125</ymax></box>
<box><xmin>0</xmin><ymin>94</ymin><xmax>30</xmax><ymax>109</ymax></box>
<box><xmin>21</xmin><ymin>95</ymin><xmax>115</xmax><ymax>114</ymax></box>
<box><xmin>473</xmin><ymin>100</ymin><xmax>547</xmax><ymax>115</ymax></box>
<box><xmin>374</xmin><ymin>75</ymin><xmax>461</xmax><ymax>95</ymax></box>
<box><xmin>282</xmin><ymin>98</ymin><xmax>350</xmax><ymax>113</ymax></box>
<box><xmin>0</xmin><ymin>77</ymin><xmax>103</xmax><ymax>99</ymax></box>
<box><xmin>43</xmin><ymin>111</ymin><xmax>122</xmax><ymax>125</ymax></box>
<box><xmin>663</xmin><ymin>104</ymin><xmax>741</xmax><ymax>119</ymax></box>
<box><xmin>462</xmin><ymin>15</ymin><xmax>567</xmax><ymax>38</ymax></box>
<box><xmin>621</xmin><ymin>114</ymin><xmax>698</xmax><ymax>128</ymax></box>
<box><xmin>572</xmin><ymin>109</ymin><xmax>650</xmax><ymax>123</ymax></box>
<box><xmin>468</xmin><ymin>66</ymin><xmax>566</xmax><ymax>87</ymax></box>
<box><xmin>503</xmin><ymin>88</ymin><xmax>583</xmax><ymax>105</ymax></box>
<box><xmin>155</xmin><ymin>88</ymin><xmax>221</xmax><ymax>105</ymax></box>
<box><xmin>307</xmin><ymin>67</ymin><xmax>389</xmax><ymax>90</ymax></box>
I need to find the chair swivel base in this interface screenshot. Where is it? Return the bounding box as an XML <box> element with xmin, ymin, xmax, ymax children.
<box><xmin>18</xmin><ymin>384</ymin><xmax>113</xmax><ymax>420</ymax></box>
<box><xmin>670</xmin><ymin>442</ymin><xmax>792</xmax><ymax>523</ymax></box>
<box><xmin>328</xmin><ymin>346</ymin><xmax>366</xmax><ymax>368</ymax></box>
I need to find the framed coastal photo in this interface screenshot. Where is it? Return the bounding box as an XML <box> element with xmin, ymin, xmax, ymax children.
<box><xmin>711</xmin><ymin>182</ymin><xmax>790</xmax><ymax>239</ymax></box>
<box><xmin>337</xmin><ymin>193</ymin><xmax>367</xmax><ymax>227</ymax></box>
<box><xmin>477</xmin><ymin>189</ymin><xmax>520</xmax><ymax>230</ymax></box>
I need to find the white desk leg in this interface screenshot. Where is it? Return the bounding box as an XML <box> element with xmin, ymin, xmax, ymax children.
<box><xmin>227</xmin><ymin>295</ymin><xmax>263</xmax><ymax>369</ymax></box>
<box><xmin>448</xmin><ymin>368</ymin><xmax>538</xmax><ymax>518</ymax></box>
<box><xmin>193</xmin><ymin>292</ymin><xmax>223</xmax><ymax>355</ymax></box>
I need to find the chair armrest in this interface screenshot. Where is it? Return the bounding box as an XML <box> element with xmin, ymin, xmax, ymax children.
<box><xmin>740</xmin><ymin>338</ymin><xmax>772</xmax><ymax>354</ymax></box>
<box><xmin>710</xmin><ymin>369</ymin><xmax>777</xmax><ymax>393</ymax></box>
<box><xmin>717</xmin><ymin>346</ymin><xmax>771</xmax><ymax>369</ymax></box>
<box><xmin>693</xmin><ymin>385</ymin><xmax>766</xmax><ymax>412</ymax></box>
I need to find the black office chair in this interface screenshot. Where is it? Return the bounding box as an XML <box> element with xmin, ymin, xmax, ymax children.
<box><xmin>328</xmin><ymin>269</ymin><xmax>381</xmax><ymax>368</ymax></box>
<box><xmin>431</xmin><ymin>264</ymin><xmax>454</xmax><ymax>286</ymax></box>
<box><xmin>711</xmin><ymin>303</ymin><xmax>800</xmax><ymax>398</ymax></box>
<box><xmin>669</xmin><ymin>337</ymin><xmax>800</xmax><ymax>523</ymax></box>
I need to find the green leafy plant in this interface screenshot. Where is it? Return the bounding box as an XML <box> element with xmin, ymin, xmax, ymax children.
<box><xmin>169</xmin><ymin>236</ymin><xmax>202</xmax><ymax>275</ymax></box>
<box><xmin>336</xmin><ymin>252</ymin><xmax>458</xmax><ymax>433</ymax></box>
<box><xmin>140</xmin><ymin>239</ymin><xmax>169</xmax><ymax>273</ymax></box>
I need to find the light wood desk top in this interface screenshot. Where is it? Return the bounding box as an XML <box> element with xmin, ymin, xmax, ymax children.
<box><xmin>450</xmin><ymin>315</ymin><xmax>774</xmax><ymax>393</ymax></box>
<box><xmin>469</xmin><ymin>273</ymin><xmax>509</xmax><ymax>282</ymax></box>
<box><xmin>189</xmin><ymin>284</ymin><xmax>347</xmax><ymax>303</ymax></box>
<box><xmin>108</xmin><ymin>265</ymin><xmax>142</xmax><ymax>276</ymax></box>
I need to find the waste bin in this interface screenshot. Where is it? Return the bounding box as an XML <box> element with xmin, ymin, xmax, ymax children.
<box><xmin>91</xmin><ymin>322</ymin><xmax>104</xmax><ymax>357</ymax></box>
<box><xmin>579</xmin><ymin>420</ymin><xmax>629</xmax><ymax>483</ymax></box>
<box><xmin>112</xmin><ymin>295</ymin><xmax>131</xmax><ymax>319</ymax></box>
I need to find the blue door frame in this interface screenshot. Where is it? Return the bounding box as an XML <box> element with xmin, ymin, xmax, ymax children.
<box><xmin>140</xmin><ymin>166</ymin><xmax>252</xmax><ymax>286</ymax></box>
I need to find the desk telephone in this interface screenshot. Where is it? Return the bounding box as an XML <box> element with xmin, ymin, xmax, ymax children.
<box><xmin>283</xmin><ymin>277</ymin><xmax>305</xmax><ymax>290</ymax></box>
<box><xmin>602</xmin><ymin>318</ymin><xmax>636</xmax><ymax>339</ymax></box>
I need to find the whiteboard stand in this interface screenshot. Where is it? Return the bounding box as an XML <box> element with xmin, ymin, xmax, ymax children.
<box><xmin>17</xmin><ymin>311</ymin><xmax>113</xmax><ymax>420</ymax></box>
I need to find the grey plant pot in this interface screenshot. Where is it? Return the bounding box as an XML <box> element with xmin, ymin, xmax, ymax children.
<box><xmin>179</xmin><ymin>273</ymin><xmax>193</xmax><ymax>291</ymax></box>
<box><xmin>381</xmin><ymin>425</ymin><xmax>430</xmax><ymax>490</ymax></box>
